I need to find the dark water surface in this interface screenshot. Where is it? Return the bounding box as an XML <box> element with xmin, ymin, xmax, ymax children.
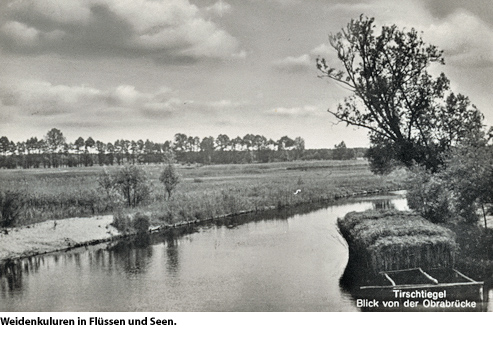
<box><xmin>0</xmin><ymin>195</ymin><xmax>408</xmax><ymax>312</ymax></box>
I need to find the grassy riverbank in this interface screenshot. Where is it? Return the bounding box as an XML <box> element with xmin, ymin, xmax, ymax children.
<box><xmin>1</xmin><ymin>160</ymin><xmax>406</xmax><ymax>228</ymax></box>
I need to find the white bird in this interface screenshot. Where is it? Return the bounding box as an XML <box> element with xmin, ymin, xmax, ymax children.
<box><xmin>294</xmin><ymin>189</ymin><xmax>301</xmax><ymax>195</ymax></box>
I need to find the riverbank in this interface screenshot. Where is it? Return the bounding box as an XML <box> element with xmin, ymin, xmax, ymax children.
<box><xmin>0</xmin><ymin>160</ymin><xmax>408</xmax><ymax>262</ymax></box>
<box><xmin>0</xmin><ymin>188</ymin><xmax>406</xmax><ymax>263</ymax></box>
<box><xmin>0</xmin><ymin>216</ymin><xmax>121</xmax><ymax>261</ymax></box>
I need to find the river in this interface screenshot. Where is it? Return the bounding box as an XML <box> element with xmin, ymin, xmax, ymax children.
<box><xmin>0</xmin><ymin>193</ymin><xmax>411</xmax><ymax>312</ymax></box>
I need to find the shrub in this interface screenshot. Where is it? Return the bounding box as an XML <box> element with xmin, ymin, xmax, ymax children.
<box><xmin>97</xmin><ymin>168</ymin><xmax>114</xmax><ymax>195</ymax></box>
<box><xmin>113</xmin><ymin>165</ymin><xmax>151</xmax><ymax>207</ymax></box>
<box><xmin>406</xmin><ymin>166</ymin><xmax>451</xmax><ymax>223</ymax></box>
<box><xmin>132</xmin><ymin>213</ymin><xmax>150</xmax><ymax>234</ymax></box>
<box><xmin>0</xmin><ymin>190</ymin><xmax>23</xmax><ymax>227</ymax></box>
<box><xmin>111</xmin><ymin>209</ymin><xmax>132</xmax><ymax>233</ymax></box>
<box><xmin>159</xmin><ymin>164</ymin><xmax>181</xmax><ymax>200</ymax></box>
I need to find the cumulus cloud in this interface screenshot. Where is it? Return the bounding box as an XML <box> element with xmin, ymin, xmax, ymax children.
<box><xmin>0</xmin><ymin>81</ymin><xmax>245</xmax><ymax>123</ymax></box>
<box><xmin>266</xmin><ymin>105</ymin><xmax>325</xmax><ymax>117</ymax></box>
<box><xmin>205</xmin><ymin>1</ymin><xmax>232</xmax><ymax>17</ymax></box>
<box><xmin>272</xmin><ymin>54</ymin><xmax>312</xmax><ymax>72</ymax></box>
<box><xmin>247</xmin><ymin>0</ymin><xmax>301</xmax><ymax>4</ymax></box>
<box><xmin>425</xmin><ymin>10</ymin><xmax>493</xmax><ymax>68</ymax></box>
<box><xmin>1</xmin><ymin>21</ymin><xmax>40</xmax><ymax>45</ymax></box>
<box><xmin>272</xmin><ymin>42</ymin><xmax>338</xmax><ymax>73</ymax></box>
<box><xmin>0</xmin><ymin>0</ymin><xmax>242</xmax><ymax>62</ymax></box>
<box><xmin>274</xmin><ymin>0</ymin><xmax>493</xmax><ymax>73</ymax></box>
<box><xmin>0</xmin><ymin>81</ymin><xmax>179</xmax><ymax>118</ymax></box>
<box><xmin>328</xmin><ymin>0</ymin><xmax>493</xmax><ymax>68</ymax></box>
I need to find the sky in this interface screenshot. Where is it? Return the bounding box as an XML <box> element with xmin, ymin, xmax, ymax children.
<box><xmin>1</xmin><ymin>0</ymin><xmax>492</xmax><ymax>149</ymax></box>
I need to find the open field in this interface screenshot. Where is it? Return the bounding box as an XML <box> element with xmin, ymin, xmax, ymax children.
<box><xmin>0</xmin><ymin>159</ymin><xmax>407</xmax><ymax>228</ymax></box>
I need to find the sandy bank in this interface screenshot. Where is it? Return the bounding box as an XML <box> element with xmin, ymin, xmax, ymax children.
<box><xmin>0</xmin><ymin>216</ymin><xmax>120</xmax><ymax>261</ymax></box>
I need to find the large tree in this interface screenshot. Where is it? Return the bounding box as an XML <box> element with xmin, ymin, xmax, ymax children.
<box><xmin>45</xmin><ymin>128</ymin><xmax>66</xmax><ymax>167</ymax></box>
<box><xmin>45</xmin><ymin>128</ymin><xmax>66</xmax><ymax>151</ymax></box>
<box><xmin>317</xmin><ymin>15</ymin><xmax>485</xmax><ymax>173</ymax></box>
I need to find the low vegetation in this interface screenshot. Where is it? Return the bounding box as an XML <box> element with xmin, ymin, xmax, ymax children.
<box><xmin>0</xmin><ymin>190</ymin><xmax>24</xmax><ymax>227</ymax></box>
<box><xmin>0</xmin><ymin>160</ymin><xmax>405</xmax><ymax>228</ymax></box>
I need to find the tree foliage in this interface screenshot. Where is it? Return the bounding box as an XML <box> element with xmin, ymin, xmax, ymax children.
<box><xmin>45</xmin><ymin>128</ymin><xmax>66</xmax><ymax>153</ymax></box>
<box><xmin>317</xmin><ymin>15</ymin><xmax>485</xmax><ymax>173</ymax></box>
<box><xmin>159</xmin><ymin>163</ymin><xmax>181</xmax><ymax>200</ymax></box>
<box><xmin>333</xmin><ymin>141</ymin><xmax>355</xmax><ymax>160</ymax></box>
<box><xmin>406</xmin><ymin>166</ymin><xmax>451</xmax><ymax>223</ymax></box>
<box><xmin>113</xmin><ymin>165</ymin><xmax>150</xmax><ymax>207</ymax></box>
<box><xmin>0</xmin><ymin>129</ymin><xmax>335</xmax><ymax>169</ymax></box>
<box><xmin>441</xmin><ymin>141</ymin><xmax>493</xmax><ymax>226</ymax></box>
<box><xmin>407</xmin><ymin>135</ymin><xmax>493</xmax><ymax>227</ymax></box>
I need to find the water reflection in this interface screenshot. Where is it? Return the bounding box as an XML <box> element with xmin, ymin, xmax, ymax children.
<box><xmin>0</xmin><ymin>261</ymin><xmax>23</xmax><ymax>296</ymax></box>
<box><xmin>0</xmin><ymin>256</ymin><xmax>48</xmax><ymax>298</ymax></box>
<box><xmin>165</xmin><ymin>239</ymin><xmax>180</xmax><ymax>275</ymax></box>
<box><xmin>373</xmin><ymin>199</ymin><xmax>394</xmax><ymax>210</ymax></box>
<box><xmin>0</xmin><ymin>193</ymin><xmax>414</xmax><ymax>311</ymax></box>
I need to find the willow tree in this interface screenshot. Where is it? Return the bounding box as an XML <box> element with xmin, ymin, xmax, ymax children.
<box><xmin>317</xmin><ymin>15</ymin><xmax>484</xmax><ymax>173</ymax></box>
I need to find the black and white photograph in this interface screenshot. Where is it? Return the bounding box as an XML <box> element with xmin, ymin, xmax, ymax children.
<box><xmin>1</xmin><ymin>0</ymin><xmax>493</xmax><ymax>351</ymax></box>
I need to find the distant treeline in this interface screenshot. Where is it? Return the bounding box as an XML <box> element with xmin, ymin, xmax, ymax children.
<box><xmin>0</xmin><ymin>128</ymin><xmax>366</xmax><ymax>169</ymax></box>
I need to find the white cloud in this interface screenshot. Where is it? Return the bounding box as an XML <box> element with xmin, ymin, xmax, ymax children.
<box><xmin>0</xmin><ymin>81</ymin><xmax>246</xmax><ymax>121</ymax></box>
<box><xmin>206</xmin><ymin>1</ymin><xmax>232</xmax><ymax>17</ymax></box>
<box><xmin>1</xmin><ymin>21</ymin><xmax>39</xmax><ymax>45</ymax></box>
<box><xmin>425</xmin><ymin>10</ymin><xmax>493</xmax><ymax>67</ymax></box>
<box><xmin>248</xmin><ymin>0</ymin><xmax>300</xmax><ymax>4</ymax></box>
<box><xmin>272</xmin><ymin>54</ymin><xmax>312</xmax><ymax>72</ymax></box>
<box><xmin>183</xmin><ymin>99</ymin><xmax>247</xmax><ymax>114</ymax></box>
<box><xmin>0</xmin><ymin>0</ymin><xmax>242</xmax><ymax>61</ymax></box>
<box><xmin>266</xmin><ymin>105</ymin><xmax>325</xmax><ymax>117</ymax></box>
<box><xmin>7</xmin><ymin>0</ymin><xmax>92</xmax><ymax>25</ymax></box>
<box><xmin>0</xmin><ymin>81</ymin><xmax>177</xmax><ymax>117</ymax></box>
<box><xmin>273</xmin><ymin>42</ymin><xmax>339</xmax><ymax>73</ymax></box>
<box><xmin>310</xmin><ymin>43</ymin><xmax>333</xmax><ymax>59</ymax></box>
<box><xmin>329</xmin><ymin>0</ymin><xmax>493</xmax><ymax>68</ymax></box>
<box><xmin>275</xmin><ymin>1</ymin><xmax>493</xmax><ymax>74</ymax></box>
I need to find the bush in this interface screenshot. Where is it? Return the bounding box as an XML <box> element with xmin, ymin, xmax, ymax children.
<box><xmin>111</xmin><ymin>209</ymin><xmax>132</xmax><ymax>233</ymax></box>
<box><xmin>406</xmin><ymin>166</ymin><xmax>451</xmax><ymax>223</ymax></box>
<box><xmin>97</xmin><ymin>168</ymin><xmax>114</xmax><ymax>195</ymax></box>
<box><xmin>159</xmin><ymin>164</ymin><xmax>180</xmax><ymax>200</ymax></box>
<box><xmin>0</xmin><ymin>190</ymin><xmax>23</xmax><ymax>227</ymax></box>
<box><xmin>132</xmin><ymin>213</ymin><xmax>150</xmax><ymax>234</ymax></box>
<box><xmin>113</xmin><ymin>165</ymin><xmax>151</xmax><ymax>207</ymax></box>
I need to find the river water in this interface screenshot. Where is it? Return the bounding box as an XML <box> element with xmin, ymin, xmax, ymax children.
<box><xmin>0</xmin><ymin>194</ymin><xmax>409</xmax><ymax>312</ymax></box>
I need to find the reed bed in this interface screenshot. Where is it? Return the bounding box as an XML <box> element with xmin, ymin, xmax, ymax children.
<box><xmin>338</xmin><ymin>210</ymin><xmax>457</xmax><ymax>274</ymax></box>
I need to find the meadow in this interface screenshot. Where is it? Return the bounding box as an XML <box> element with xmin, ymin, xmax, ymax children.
<box><xmin>0</xmin><ymin>159</ymin><xmax>407</xmax><ymax>228</ymax></box>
